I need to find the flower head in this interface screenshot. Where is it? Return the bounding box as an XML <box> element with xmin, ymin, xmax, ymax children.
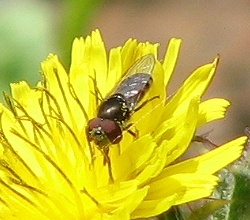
<box><xmin>0</xmin><ymin>30</ymin><xmax>246</xmax><ymax>219</ymax></box>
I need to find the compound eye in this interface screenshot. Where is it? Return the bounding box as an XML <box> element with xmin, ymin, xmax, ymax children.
<box><xmin>87</xmin><ymin>118</ymin><xmax>123</xmax><ymax>144</ymax></box>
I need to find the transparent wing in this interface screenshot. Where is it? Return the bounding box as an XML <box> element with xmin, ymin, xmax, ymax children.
<box><xmin>122</xmin><ymin>54</ymin><xmax>155</xmax><ymax>78</ymax></box>
<box><xmin>111</xmin><ymin>54</ymin><xmax>155</xmax><ymax>110</ymax></box>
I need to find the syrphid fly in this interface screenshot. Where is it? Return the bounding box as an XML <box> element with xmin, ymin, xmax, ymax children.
<box><xmin>86</xmin><ymin>54</ymin><xmax>156</xmax><ymax>181</ymax></box>
<box><xmin>87</xmin><ymin>54</ymin><xmax>155</xmax><ymax>146</ymax></box>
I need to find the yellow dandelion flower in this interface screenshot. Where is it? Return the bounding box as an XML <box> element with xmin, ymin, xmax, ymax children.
<box><xmin>0</xmin><ymin>29</ymin><xmax>246</xmax><ymax>219</ymax></box>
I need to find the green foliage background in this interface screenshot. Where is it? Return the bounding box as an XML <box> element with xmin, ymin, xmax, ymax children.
<box><xmin>0</xmin><ymin>0</ymin><xmax>101</xmax><ymax>100</ymax></box>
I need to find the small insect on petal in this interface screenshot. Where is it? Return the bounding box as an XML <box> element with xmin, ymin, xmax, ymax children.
<box><xmin>87</xmin><ymin>54</ymin><xmax>155</xmax><ymax>148</ymax></box>
<box><xmin>86</xmin><ymin>54</ymin><xmax>156</xmax><ymax>182</ymax></box>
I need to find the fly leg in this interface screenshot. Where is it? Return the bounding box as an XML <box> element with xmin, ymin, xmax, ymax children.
<box><xmin>124</xmin><ymin>95</ymin><xmax>159</xmax><ymax>140</ymax></box>
<box><xmin>125</xmin><ymin>123</ymin><xmax>139</xmax><ymax>139</ymax></box>
<box><xmin>102</xmin><ymin>147</ymin><xmax>114</xmax><ymax>183</ymax></box>
<box><xmin>134</xmin><ymin>95</ymin><xmax>160</xmax><ymax>112</ymax></box>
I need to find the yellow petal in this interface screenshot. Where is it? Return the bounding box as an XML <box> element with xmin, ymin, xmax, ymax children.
<box><xmin>10</xmin><ymin>81</ymin><xmax>43</xmax><ymax>121</ymax></box>
<box><xmin>106</xmin><ymin>47</ymin><xmax>122</xmax><ymax>91</ymax></box>
<box><xmin>197</xmin><ymin>98</ymin><xmax>230</xmax><ymax>126</ymax></box>
<box><xmin>112</xmin><ymin>135</ymin><xmax>156</xmax><ymax>181</ymax></box>
<box><xmin>133</xmin><ymin>174</ymin><xmax>217</xmax><ymax>218</ymax></box>
<box><xmin>163</xmin><ymin>38</ymin><xmax>182</xmax><ymax>85</ymax></box>
<box><xmin>163</xmin><ymin>57</ymin><xmax>218</xmax><ymax>120</ymax></box>
<box><xmin>155</xmin><ymin>97</ymin><xmax>199</xmax><ymax>165</ymax></box>
<box><xmin>159</xmin><ymin>136</ymin><xmax>247</xmax><ymax>177</ymax></box>
<box><xmin>131</xmin><ymin>194</ymin><xmax>177</xmax><ymax>219</ymax></box>
<box><xmin>135</xmin><ymin>139</ymin><xmax>169</xmax><ymax>185</ymax></box>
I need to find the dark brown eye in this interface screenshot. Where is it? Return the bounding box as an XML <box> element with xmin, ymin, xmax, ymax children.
<box><xmin>87</xmin><ymin>118</ymin><xmax>122</xmax><ymax>145</ymax></box>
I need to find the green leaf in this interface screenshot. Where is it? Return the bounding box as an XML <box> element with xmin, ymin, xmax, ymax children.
<box><xmin>228</xmin><ymin>173</ymin><xmax>250</xmax><ymax>220</ymax></box>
